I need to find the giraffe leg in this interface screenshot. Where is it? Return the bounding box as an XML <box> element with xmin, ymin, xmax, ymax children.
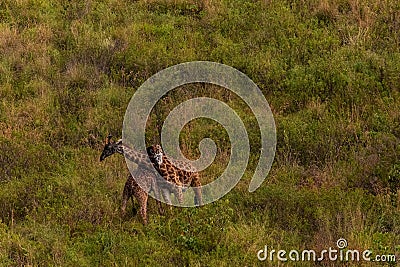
<box><xmin>121</xmin><ymin>178</ymin><xmax>131</xmax><ymax>216</ymax></box>
<box><xmin>193</xmin><ymin>187</ymin><xmax>202</xmax><ymax>206</ymax></box>
<box><xmin>156</xmin><ymin>199</ymin><xmax>164</xmax><ymax>216</ymax></box>
<box><xmin>175</xmin><ymin>186</ymin><xmax>184</xmax><ymax>205</ymax></box>
<box><xmin>161</xmin><ymin>187</ymin><xmax>173</xmax><ymax>212</ymax></box>
<box><xmin>131</xmin><ymin>196</ymin><xmax>138</xmax><ymax>216</ymax></box>
<box><xmin>152</xmin><ymin>181</ymin><xmax>164</xmax><ymax>216</ymax></box>
<box><xmin>161</xmin><ymin>187</ymin><xmax>171</xmax><ymax>205</ymax></box>
<box><xmin>191</xmin><ymin>176</ymin><xmax>203</xmax><ymax>206</ymax></box>
<box><xmin>134</xmin><ymin>191</ymin><xmax>148</xmax><ymax>225</ymax></box>
<box><xmin>132</xmin><ymin>182</ymin><xmax>148</xmax><ymax>225</ymax></box>
<box><xmin>139</xmin><ymin>195</ymin><xmax>148</xmax><ymax>225</ymax></box>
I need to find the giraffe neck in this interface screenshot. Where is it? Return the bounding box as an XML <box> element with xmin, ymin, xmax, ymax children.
<box><xmin>120</xmin><ymin>144</ymin><xmax>154</xmax><ymax>170</ymax></box>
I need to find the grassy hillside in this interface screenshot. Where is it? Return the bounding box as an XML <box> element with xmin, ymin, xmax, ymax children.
<box><xmin>0</xmin><ymin>0</ymin><xmax>399</xmax><ymax>266</ymax></box>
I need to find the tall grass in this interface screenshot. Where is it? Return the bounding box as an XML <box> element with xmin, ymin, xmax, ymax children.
<box><xmin>0</xmin><ymin>0</ymin><xmax>399</xmax><ymax>265</ymax></box>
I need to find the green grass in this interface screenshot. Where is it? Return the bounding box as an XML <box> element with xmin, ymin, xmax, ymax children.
<box><xmin>0</xmin><ymin>0</ymin><xmax>399</xmax><ymax>266</ymax></box>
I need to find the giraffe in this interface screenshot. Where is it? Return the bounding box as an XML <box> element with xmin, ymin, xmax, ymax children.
<box><xmin>100</xmin><ymin>135</ymin><xmax>184</xmax><ymax>207</ymax></box>
<box><xmin>120</xmin><ymin>169</ymin><xmax>164</xmax><ymax>225</ymax></box>
<box><xmin>147</xmin><ymin>144</ymin><xmax>203</xmax><ymax>206</ymax></box>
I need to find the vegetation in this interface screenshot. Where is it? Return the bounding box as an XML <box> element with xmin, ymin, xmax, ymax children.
<box><xmin>0</xmin><ymin>0</ymin><xmax>399</xmax><ymax>265</ymax></box>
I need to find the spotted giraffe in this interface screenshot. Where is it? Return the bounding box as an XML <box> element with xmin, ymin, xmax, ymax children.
<box><xmin>120</xmin><ymin>169</ymin><xmax>164</xmax><ymax>225</ymax></box>
<box><xmin>100</xmin><ymin>135</ymin><xmax>183</xmax><ymax>207</ymax></box>
<box><xmin>147</xmin><ymin>144</ymin><xmax>203</xmax><ymax>206</ymax></box>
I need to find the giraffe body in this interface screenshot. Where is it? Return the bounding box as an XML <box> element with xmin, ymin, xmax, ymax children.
<box><xmin>147</xmin><ymin>145</ymin><xmax>203</xmax><ymax>206</ymax></box>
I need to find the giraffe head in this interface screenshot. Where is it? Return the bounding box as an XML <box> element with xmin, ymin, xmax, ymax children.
<box><xmin>100</xmin><ymin>134</ymin><xmax>123</xmax><ymax>161</ymax></box>
<box><xmin>147</xmin><ymin>144</ymin><xmax>163</xmax><ymax>166</ymax></box>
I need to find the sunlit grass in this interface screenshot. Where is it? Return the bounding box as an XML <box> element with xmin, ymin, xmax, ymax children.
<box><xmin>0</xmin><ymin>0</ymin><xmax>399</xmax><ymax>265</ymax></box>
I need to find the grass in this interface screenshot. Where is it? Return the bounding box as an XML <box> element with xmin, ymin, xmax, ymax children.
<box><xmin>0</xmin><ymin>0</ymin><xmax>399</xmax><ymax>266</ymax></box>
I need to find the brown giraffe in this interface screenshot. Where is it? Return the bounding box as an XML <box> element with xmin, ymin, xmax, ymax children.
<box><xmin>147</xmin><ymin>144</ymin><xmax>203</xmax><ymax>206</ymax></box>
<box><xmin>100</xmin><ymin>135</ymin><xmax>183</xmax><ymax>221</ymax></box>
<box><xmin>120</xmin><ymin>169</ymin><xmax>164</xmax><ymax>225</ymax></box>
